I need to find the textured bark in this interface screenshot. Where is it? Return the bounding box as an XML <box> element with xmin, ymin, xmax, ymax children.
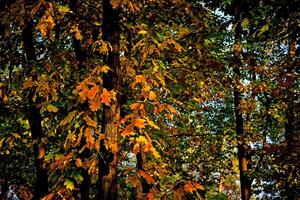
<box><xmin>137</xmin><ymin>153</ymin><xmax>151</xmax><ymax>193</ymax></box>
<box><xmin>97</xmin><ymin>0</ymin><xmax>120</xmax><ymax>199</ymax></box>
<box><xmin>232</xmin><ymin>20</ymin><xmax>252</xmax><ymax>200</ymax></box>
<box><xmin>22</xmin><ymin>17</ymin><xmax>48</xmax><ymax>200</ymax></box>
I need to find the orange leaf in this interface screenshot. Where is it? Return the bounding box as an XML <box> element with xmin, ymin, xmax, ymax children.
<box><xmin>147</xmin><ymin>192</ymin><xmax>154</xmax><ymax>200</ymax></box>
<box><xmin>133</xmin><ymin>144</ymin><xmax>140</xmax><ymax>154</ymax></box>
<box><xmin>109</xmin><ymin>143</ymin><xmax>118</xmax><ymax>153</ymax></box>
<box><xmin>134</xmin><ymin>118</ymin><xmax>146</xmax><ymax>129</ymax></box>
<box><xmin>121</xmin><ymin>125</ymin><xmax>134</xmax><ymax>138</ymax></box>
<box><xmin>135</xmin><ymin>75</ymin><xmax>146</xmax><ymax>83</ymax></box>
<box><xmin>184</xmin><ymin>182</ymin><xmax>195</xmax><ymax>193</ymax></box>
<box><xmin>101</xmin><ymin>88</ymin><xmax>111</xmax><ymax>106</ymax></box>
<box><xmin>87</xmin><ymin>86</ymin><xmax>99</xmax><ymax>100</ymax></box>
<box><xmin>167</xmin><ymin>105</ymin><xmax>177</xmax><ymax>114</ymax></box>
<box><xmin>139</xmin><ymin>170</ymin><xmax>155</xmax><ymax>184</ymax></box>
<box><xmin>84</xmin><ymin>127</ymin><xmax>94</xmax><ymax>147</ymax></box>
<box><xmin>83</xmin><ymin>115</ymin><xmax>97</xmax><ymax>128</ymax></box>
<box><xmin>130</xmin><ymin>103</ymin><xmax>140</xmax><ymax>110</ymax></box>
<box><xmin>192</xmin><ymin>182</ymin><xmax>204</xmax><ymax>190</ymax></box>
<box><xmin>23</xmin><ymin>77</ymin><xmax>34</xmax><ymax>89</ymax></box>
<box><xmin>90</xmin><ymin>96</ymin><xmax>101</xmax><ymax>111</ymax></box>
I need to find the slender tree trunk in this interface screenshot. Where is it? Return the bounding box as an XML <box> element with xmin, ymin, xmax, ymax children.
<box><xmin>284</xmin><ymin>34</ymin><xmax>298</xmax><ymax>200</ymax></box>
<box><xmin>69</xmin><ymin>1</ymin><xmax>91</xmax><ymax>199</ymax></box>
<box><xmin>97</xmin><ymin>0</ymin><xmax>121</xmax><ymax>199</ymax></box>
<box><xmin>232</xmin><ymin>20</ymin><xmax>251</xmax><ymax>200</ymax></box>
<box><xmin>22</xmin><ymin>16</ymin><xmax>48</xmax><ymax>200</ymax></box>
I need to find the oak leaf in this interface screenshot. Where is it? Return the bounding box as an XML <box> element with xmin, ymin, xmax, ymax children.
<box><xmin>83</xmin><ymin>115</ymin><xmax>97</xmax><ymax>128</ymax></box>
<box><xmin>60</xmin><ymin>111</ymin><xmax>76</xmax><ymax>126</ymax></box>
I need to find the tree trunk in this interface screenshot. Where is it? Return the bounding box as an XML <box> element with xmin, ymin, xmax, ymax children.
<box><xmin>232</xmin><ymin>20</ymin><xmax>252</xmax><ymax>200</ymax></box>
<box><xmin>22</xmin><ymin>17</ymin><xmax>48</xmax><ymax>200</ymax></box>
<box><xmin>68</xmin><ymin>1</ymin><xmax>92</xmax><ymax>199</ymax></box>
<box><xmin>97</xmin><ymin>0</ymin><xmax>121</xmax><ymax>200</ymax></box>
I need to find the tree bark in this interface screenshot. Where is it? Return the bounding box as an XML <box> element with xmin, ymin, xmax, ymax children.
<box><xmin>232</xmin><ymin>20</ymin><xmax>252</xmax><ymax>200</ymax></box>
<box><xmin>22</xmin><ymin>16</ymin><xmax>48</xmax><ymax>200</ymax></box>
<box><xmin>69</xmin><ymin>1</ymin><xmax>91</xmax><ymax>199</ymax></box>
<box><xmin>97</xmin><ymin>0</ymin><xmax>121</xmax><ymax>200</ymax></box>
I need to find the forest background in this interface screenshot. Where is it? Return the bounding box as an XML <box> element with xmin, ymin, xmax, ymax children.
<box><xmin>0</xmin><ymin>0</ymin><xmax>299</xmax><ymax>199</ymax></box>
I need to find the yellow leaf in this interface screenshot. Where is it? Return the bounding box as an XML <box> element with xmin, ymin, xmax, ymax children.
<box><xmin>83</xmin><ymin>115</ymin><xmax>97</xmax><ymax>128</ymax></box>
<box><xmin>64</xmin><ymin>179</ymin><xmax>74</xmax><ymax>191</ymax></box>
<box><xmin>47</xmin><ymin>104</ymin><xmax>58</xmax><ymax>112</ymax></box>
<box><xmin>138</xmin><ymin>30</ymin><xmax>147</xmax><ymax>35</ymax></box>
<box><xmin>57</xmin><ymin>5</ymin><xmax>70</xmax><ymax>13</ymax></box>
<box><xmin>145</xmin><ymin>117</ymin><xmax>159</xmax><ymax>130</ymax></box>
<box><xmin>134</xmin><ymin>118</ymin><xmax>146</xmax><ymax>129</ymax></box>
<box><xmin>136</xmin><ymin>136</ymin><xmax>147</xmax><ymax>144</ymax></box>
<box><xmin>60</xmin><ymin>111</ymin><xmax>76</xmax><ymax>126</ymax></box>
<box><xmin>151</xmin><ymin>147</ymin><xmax>160</xmax><ymax>159</ymax></box>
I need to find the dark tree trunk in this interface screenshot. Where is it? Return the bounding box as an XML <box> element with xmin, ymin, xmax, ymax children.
<box><xmin>22</xmin><ymin>16</ymin><xmax>48</xmax><ymax>200</ymax></box>
<box><xmin>97</xmin><ymin>0</ymin><xmax>121</xmax><ymax>199</ymax></box>
<box><xmin>232</xmin><ymin>20</ymin><xmax>252</xmax><ymax>200</ymax></box>
<box><xmin>69</xmin><ymin>1</ymin><xmax>91</xmax><ymax>199</ymax></box>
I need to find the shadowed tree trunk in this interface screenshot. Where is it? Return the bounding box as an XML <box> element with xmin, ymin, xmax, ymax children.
<box><xmin>69</xmin><ymin>1</ymin><xmax>91</xmax><ymax>199</ymax></box>
<box><xmin>97</xmin><ymin>0</ymin><xmax>121</xmax><ymax>200</ymax></box>
<box><xmin>22</xmin><ymin>13</ymin><xmax>48</xmax><ymax>200</ymax></box>
<box><xmin>232</xmin><ymin>19</ymin><xmax>252</xmax><ymax>200</ymax></box>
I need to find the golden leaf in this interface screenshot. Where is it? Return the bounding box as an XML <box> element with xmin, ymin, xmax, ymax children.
<box><xmin>23</xmin><ymin>77</ymin><xmax>34</xmax><ymax>89</ymax></box>
<box><xmin>46</xmin><ymin>104</ymin><xmax>58</xmax><ymax>112</ymax></box>
<box><xmin>57</xmin><ymin>5</ymin><xmax>70</xmax><ymax>13</ymax></box>
<box><xmin>83</xmin><ymin>115</ymin><xmax>97</xmax><ymax>128</ymax></box>
<box><xmin>148</xmin><ymin>91</ymin><xmax>156</xmax><ymax>101</ymax></box>
<box><xmin>167</xmin><ymin>105</ymin><xmax>177</xmax><ymax>114</ymax></box>
<box><xmin>60</xmin><ymin>111</ymin><xmax>76</xmax><ymax>126</ymax></box>
<box><xmin>138</xmin><ymin>30</ymin><xmax>147</xmax><ymax>35</ymax></box>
